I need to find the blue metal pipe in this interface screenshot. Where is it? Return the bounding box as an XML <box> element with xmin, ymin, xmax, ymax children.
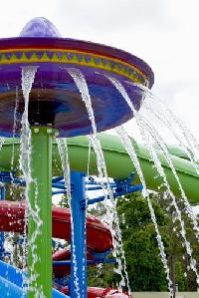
<box><xmin>70</xmin><ymin>172</ymin><xmax>87</xmax><ymax>298</ymax></box>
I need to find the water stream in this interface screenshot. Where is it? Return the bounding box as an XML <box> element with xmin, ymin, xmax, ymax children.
<box><xmin>67</xmin><ymin>68</ymin><xmax>131</xmax><ymax>293</ymax></box>
<box><xmin>128</xmin><ymin>82</ymin><xmax>199</xmax><ymax>170</ymax></box>
<box><xmin>57</xmin><ymin>138</ymin><xmax>81</xmax><ymax>297</ymax></box>
<box><xmin>11</xmin><ymin>87</ymin><xmax>20</xmax><ymax>171</ymax></box>
<box><xmin>67</xmin><ymin>68</ymin><xmax>109</xmax><ymax>189</ymax></box>
<box><xmin>150</xmin><ymin>94</ymin><xmax>199</xmax><ymax>163</ymax></box>
<box><xmin>116</xmin><ymin>125</ymin><xmax>174</xmax><ymax>297</ymax></box>
<box><xmin>139</xmin><ymin>118</ymin><xmax>199</xmax><ymax>241</ymax></box>
<box><xmin>0</xmin><ymin>138</ymin><xmax>4</xmax><ymax>152</ymax></box>
<box><xmin>8</xmin><ymin>65</ymin><xmax>198</xmax><ymax>296</ymax></box>
<box><xmin>20</xmin><ymin>66</ymin><xmax>44</xmax><ymax>297</ymax></box>
<box><xmin>142</xmin><ymin>101</ymin><xmax>199</xmax><ymax>175</ymax></box>
<box><xmin>135</xmin><ymin>122</ymin><xmax>199</xmax><ymax>288</ymax></box>
<box><xmin>107</xmin><ymin>76</ymin><xmax>199</xmax><ymax>291</ymax></box>
<box><xmin>9</xmin><ymin>87</ymin><xmax>20</xmax><ymax>204</ymax></box>
<box><xmin>107</xmin><ymin>76</ymin><xmax>199</xmax><ymax>236</ymax></box>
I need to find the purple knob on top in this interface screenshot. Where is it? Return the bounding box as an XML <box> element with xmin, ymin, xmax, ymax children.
<box><xmin>19</xmin><ymin>17</ymin><xmax>62</xmax><ymax>38</ymax></box>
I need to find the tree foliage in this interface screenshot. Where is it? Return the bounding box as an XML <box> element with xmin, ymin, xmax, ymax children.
<box><xmin>88</xmin><ymin>192</ymin><xmax>199</xmax><ymax>292</ymax></box>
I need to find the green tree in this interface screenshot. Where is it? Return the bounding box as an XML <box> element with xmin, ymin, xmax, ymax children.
<box><xmin>88</xmin><ymin>192</ymin><xmax>199</xmax><ymax>292</ymax></box>
<box><xmin>116</xmin><ymin>194</ymin><xmax>168</xmax><ymax>291</ymax></box>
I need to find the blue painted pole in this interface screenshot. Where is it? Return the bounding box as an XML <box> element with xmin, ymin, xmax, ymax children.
<box><xmin>0</xmin><ymin>186</ymin><xmax>5</xmax><ymax>259</ymax></box>
<box><xmin>70</xmin><ymin>172</ymin><xmax>87</xmax><ymax>298</ymax></box>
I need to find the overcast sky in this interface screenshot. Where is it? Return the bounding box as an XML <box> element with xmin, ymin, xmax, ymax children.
<box><xmin>0</xmin><ymin>0</ymin><xmax>199</xmax><ymax>139</ymax></box>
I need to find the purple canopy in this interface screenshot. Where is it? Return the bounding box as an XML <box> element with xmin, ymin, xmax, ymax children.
<box><xmin>0</xmin><ymin>17</ymin><xmax>154</xmax><ymax>137</ymax></box>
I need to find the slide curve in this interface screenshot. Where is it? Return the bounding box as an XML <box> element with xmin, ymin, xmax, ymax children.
<box><xmin>0</xmin><ymin>133</ymin><xmax>198</xmax><ymax>203</ymax></box>
<box><xmin>0</xmin><ymin>201</ymin><xmax>130</xmax><ymax>297</ymax></box>
<box><xmin>0</xmin><ymin>201</ymin><xmax>112</xmax><ymax>254</ymax></box>
<box><xmin>0</xmin><ymin>133</ymin><xmax>198</xmax><ymax>297</ymax></box>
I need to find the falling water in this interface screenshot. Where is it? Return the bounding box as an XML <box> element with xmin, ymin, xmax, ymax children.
<box><xmin>9</xmin><ymin>87</ymin><xmax>21</xmax><ymax>202</ymax></box>
<box><xmin>151</xmin><ymin>93</ymin><xmax>199</xmax><ymax>163</ymax></box>
<box><xmin>20</xmin><ymin>66</ymin><xmax>43</xmax><ymax>296</ymax></box>
<box><xmin>0</xmin><ymin>138</ymin><xmax>4</xmax><ymax>152</ymax></box>
<box><xmin>57</xmin><ymin>138</ymin><xmax>81</xmax><ymax>298</ymax></box>
<box><xmin>140</xmin><ymin>118</ymin><xmax>199</xmax><ymax>240</ymax></box>
<box><xmin>11</xmin><ymin>87</ymin><xmax>20</xmax><ymax>171</ymax></box>
<box><xmin>135</xmin><ymin>122</ymin><xmax>199</xmax><ymax>288</ymax></box>
<box><xmin>67</xmin><ymin>68</ymin><xmax>109</xmax><ymax>188</ymax></box>
<box><xmin>128</xmin><ymin>81</ymin><xmax>199</xmax><ymax>169</ymax></box>
<box><xmin>67</xmin><ymin>68</ymin><xmax>112</xmax><ymax>203</ymax></box>
<box><xmin>142</xmin><ymin>102</ymin><xmax>199</xmax><ymax>175</ymax></box>
<box><xmin>67</xmin><ymin>68</ymin><xmax>131</xmax><ymax>293</ymax></box>
<box><xmin>107</xmin><ymin>76</ymin><xmax>199</xmax><ymax>237</ymax></box>
<box><xmin>107</xmin><ymin>76</ymin><xmax>199</xmax><ymax>292</ymax></box>
<box><xmin>108</xmin><ymin>75</ymin><xmax>199</xmax><ymax>288</ymax></box>
<box><xmin>56</xmin><ymin>139</ymin><xmax>71</xmax><ymax>205</ymax></box>
<box><xmin>20</xmin><ymin>66</ymin><xmax>37</xmax><ymax>185</ymax></box>
<box><xmin>116</xmin><ymin>125</ymin><xmax>174</xmax><ymax>297</ymax></box>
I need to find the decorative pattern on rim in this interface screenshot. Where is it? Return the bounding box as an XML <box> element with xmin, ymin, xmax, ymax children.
<box><xmin>0</xmin><ymin>48</ymin><xmax>147</xmax><ymax>85</ymax></box>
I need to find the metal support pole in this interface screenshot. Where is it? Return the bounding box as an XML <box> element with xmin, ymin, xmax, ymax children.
<box><xmin>28</xmin><ymin>127</ymin><xmax>53</xmax><ymax>298</ymax></box>
<box><xmin>0</xmin><ymin>186</ymin><xmax>5</xmax><ymax>259</ymax></box>
<box><xmin>70</xmin><ymin>172</ymin><xmax>87</xmax><ymax>298</ymax></box>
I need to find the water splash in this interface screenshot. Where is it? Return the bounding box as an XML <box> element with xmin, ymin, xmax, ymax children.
<box><xmin>140</xmin><ymin>118</ymin><xmax>199</xmax><ymax>240</ymax></box>
<box><xmin>11</xmin><ymin>87</ymin><xmax>20</xmax><ymax>170</ymax></box>
<box><xmin>107</xmin><ymin>75</ymin><xmax>199</xmax><ymax>288</ymax></box>
<box><xmin>0</xmin><ymin>138</ymin><xmax>4</xmax><ymax>152</ymax></box>
<box><xmin>116</xmin><ymin>125</ymin><xmax>174</xmax><ymax>297</ymax></box>
<box><xmin>57</xmin><ymin>139</ymin><xmax>71</xmax><ymax>205</ymax></box>
<box><xmin>108</xmin><ymin>75</ymin><xmax>199</xmax><ymax>237</ymax></box>
<box><xmin>9</xmin><ymin>87</ymin><xmax>20</xmax><ymax>203</ymax></box>
<box><xmin>135</xmin><ymin>121</ymin><xmax>199</xmax><ymax>288</ymax></box>
<box><xmin>142</xmin><ymin>101</ymin><xmax>199</xmax><ymax>175</ymax></box>
<box><xmin>57</xmin><ymin>138</ymin><xmax>80</xmax><ymax>297</ymax></box>
<box><xmin>20</xmin><ymin>66</ymin><xmax>37</xmax><ymax>185</ymax></box>
<box><xmin>67</xmin><ymin>68</ymin><xmax>112</xmax><ymax>203</ymax></box>
<box><xmin>153</xmin><ymin>94</ymin><xmax>199</xmax><ymax>164</ymax></box>
<box><xmin>67</xmin><ymin>68</ymin><xmax>131</xmax><ymax>293</ymax></box>
<box><xmin>127</xmin><ymin>81</ymin><xmax>199</xmax><ymax>170</ymax></box>
<box><xmin>20</xmin><ymin>66</ymin><xmax>43</xmax><ymax>296</ymax></box>
<box><xmin>67</xmin><ymin>68</ymin><xmax>108</xmax><ymax>187</ymax></box>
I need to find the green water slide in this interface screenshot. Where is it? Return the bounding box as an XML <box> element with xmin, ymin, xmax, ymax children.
<box><xmin>0</xmin><ymin>133</ymin><xmax>198</xmax><ymax>204</ymax></box>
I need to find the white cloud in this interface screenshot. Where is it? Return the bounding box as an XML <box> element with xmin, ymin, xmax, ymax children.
<box><xmin>0</xmin><ymin>1</ymin><xmax>56</xmax><ymax>37</ymax></box>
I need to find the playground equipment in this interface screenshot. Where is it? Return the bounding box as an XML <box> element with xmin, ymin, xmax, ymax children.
<box><xmin>0</xmin><ymin>17</ymin><xmax>154</xmax><ymax>297</ymax></box>
<box><xmin>0</xmin><ymin>131</ymin><xmax>199</xmax><ymax>297</ymax></box>
<box><xmin>0</xmin><ymin>16</ymin><xmax>198</xmax><ymax>298</ymax></box>
<box><xmin>0</xmin><ymin>134</ymin><xmax>198</xmax><ymax>204</ymax></box>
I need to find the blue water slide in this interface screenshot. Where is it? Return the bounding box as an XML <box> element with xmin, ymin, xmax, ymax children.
<box><xmin>0</xmin><ymin>260</ymin><xmax>68</xmax><ymax>297</ymax></box>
